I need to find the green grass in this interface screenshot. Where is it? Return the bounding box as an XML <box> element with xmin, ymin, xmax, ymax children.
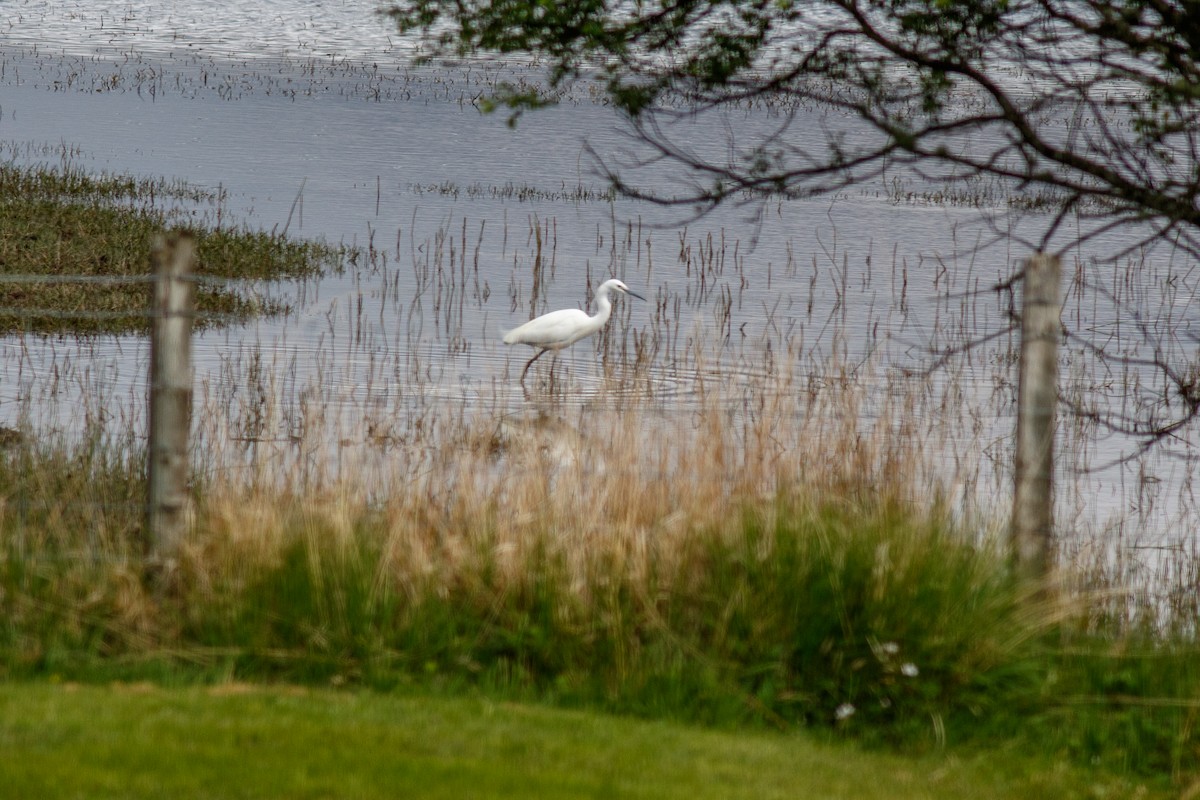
<box><xmin>0</xmin><ymin>681</ymin><xmax>1168</xmax><ymax>800</ymax></box>
<box><xmin>0</xmin><ymin>158</ymin><xmax>350</xmax><ymax>333</ymax></box>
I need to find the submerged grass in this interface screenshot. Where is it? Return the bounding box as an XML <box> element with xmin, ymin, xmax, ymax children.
<box><xmin>0</xmin><ymin>158</ymin><xmax>349</xmax><ymax>334</ymax></box>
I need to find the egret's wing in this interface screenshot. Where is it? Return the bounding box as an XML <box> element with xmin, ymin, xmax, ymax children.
<box><xmin>502</xmin><ymin>309</ymin><xmax>590</xmax><ymax>347</ymax></box>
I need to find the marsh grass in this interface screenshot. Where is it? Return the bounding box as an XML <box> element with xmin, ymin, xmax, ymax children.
<box><xmin>0</xmin><ymin>159</ymin><xmax>350</xmax><ymax>334</ymax></box>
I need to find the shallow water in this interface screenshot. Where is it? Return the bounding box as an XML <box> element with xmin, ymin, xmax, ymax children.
<box><xmin>0</xmin><ymin>2</ymin><xmax>1197</xmax><ymax>557</ymax></box>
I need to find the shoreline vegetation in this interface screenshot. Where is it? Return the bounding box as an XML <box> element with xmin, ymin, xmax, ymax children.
<box><xmin>0</xmin><ymin>127</ymin><xmax>1195</xmax><ymax>795</ymax></box>
<box><xmin>0</xmin><ymin>154</ymin><xmax>350</xmax><ymax>334</ymax></box>
<box><xmin>1</xmin><ymin>370</ymin><xmax>1198</xmax><ymax>794</ymax></box>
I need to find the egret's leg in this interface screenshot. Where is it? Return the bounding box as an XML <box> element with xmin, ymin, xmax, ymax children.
<box><xmin>519</xmin><ymin>348</ymin><xmax>550</xmax><ymax>386</ymax></box>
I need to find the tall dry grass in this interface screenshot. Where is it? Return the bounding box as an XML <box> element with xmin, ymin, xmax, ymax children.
<box><xmin>183</xmin><ymin>360</ymin><xmax>952</xmax><ymax>618</ymax></box>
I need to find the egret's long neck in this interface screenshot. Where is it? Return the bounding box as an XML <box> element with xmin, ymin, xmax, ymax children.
<box><xmin>592</xmin><ymin>290</ymin><xmax>613</xmax><ymax>323</ymax></box>
<box><xmin>576</xmin><ymin>288</ymin><xmax>613</xmax><ymax>341</ymax></box>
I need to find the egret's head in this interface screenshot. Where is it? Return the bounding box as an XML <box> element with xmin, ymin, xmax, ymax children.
<box><xmin>607</xmin><ymin>279</ymin><xmax>646</xmax><ymax>302</ymax></box>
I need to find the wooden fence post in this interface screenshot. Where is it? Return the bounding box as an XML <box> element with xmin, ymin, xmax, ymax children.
<box><xmin>147</xmin><ymin>232</ymin><xmax>195</xmax><ymax>566</ymax></box>
<box><xmin>1011</xmin><ymin>252</ymin><xmax>1061</xmax><ymax>590</ymax></box>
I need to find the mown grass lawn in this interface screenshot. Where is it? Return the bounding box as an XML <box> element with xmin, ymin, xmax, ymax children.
<box><xmin>0</xmin><ymin>681</ymin><xmax>1167</xmax><ymax>799</ymax></box>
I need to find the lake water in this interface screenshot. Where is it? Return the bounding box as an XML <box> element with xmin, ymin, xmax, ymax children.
<box><xmin>0</xmin><ymin>1</ymin><xmax>1197</xmax><ymax>560</ymax></box>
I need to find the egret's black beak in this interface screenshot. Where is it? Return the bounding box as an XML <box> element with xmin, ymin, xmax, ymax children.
<box><xmin>624</xmin><ymin>288</ymin><xmax>646</xmax><ymax>302</ymax></box>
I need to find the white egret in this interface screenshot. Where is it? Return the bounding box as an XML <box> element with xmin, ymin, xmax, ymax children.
<box><xmin>503</xmin><ymin>278</ymin><xmax>646</xmax><ymax>385</ymax></box>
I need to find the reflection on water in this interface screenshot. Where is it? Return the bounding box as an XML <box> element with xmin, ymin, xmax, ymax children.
<box><xmin>0</xmin><ymin>3</ymin><xmax>1197</xmax><ymax>566</ymax></box>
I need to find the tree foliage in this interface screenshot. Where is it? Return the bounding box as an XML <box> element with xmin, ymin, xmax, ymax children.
<box><xmin>386</xmin><ymin>0</ymin><xmax>1200</xmax><ymax>255</ymax></box>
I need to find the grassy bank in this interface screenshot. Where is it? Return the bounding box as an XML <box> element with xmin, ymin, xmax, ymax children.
<box><xmin>0</xmin><ymin>417</ymin><xmax>1198</xmax><ymax>790</ymax></box>
<box><xmin>0</xmin><ymin>156</ymin><xmax>349</xmax><ymax>333</ymax></box>
<box><xmin>0</xmin><ymin>682</ymin><xmax>1166</xmax><ymax>800</ymax></box>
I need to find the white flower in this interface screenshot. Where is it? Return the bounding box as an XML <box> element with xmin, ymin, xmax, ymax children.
<box><xmin>835</xmin><ymin>703</ymin><xmax>856</xmax><ymax>720</ymax></box>
<box><xmin>880</xmin><ymin>641</ymin><xmax>900</xmax><ymax>656</ymax></box>
<box><xmin>901</xmin><ymin>662</ymin><xmax>919</xmax><ymax>677</ymax></box>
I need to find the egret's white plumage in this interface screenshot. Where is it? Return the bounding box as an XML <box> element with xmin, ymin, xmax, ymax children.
<box><xmin>503</xmin><ymin>278</ymin><xmax>645</xmax><ymax>385</ymax></box>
